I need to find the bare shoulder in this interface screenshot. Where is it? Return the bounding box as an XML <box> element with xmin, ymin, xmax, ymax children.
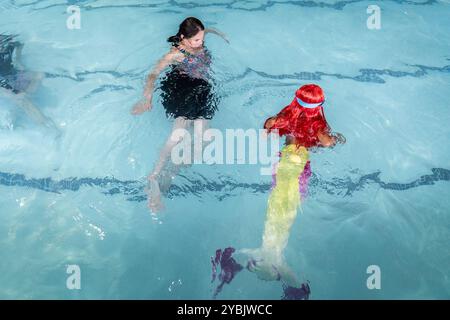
<box><xmin>166</xmin><ymin>46</ymin><xmax>184</xmax><ymax>60</ymax></box>
<box><xmin>168</xmin><ymin>46</ymin><xmax>179</xmax><ymax>54</ymax></box>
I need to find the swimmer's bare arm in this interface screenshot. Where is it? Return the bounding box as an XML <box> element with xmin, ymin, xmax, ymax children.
<box><xmin>205</xmin><ymin>28</ymin><xmax>229</xmax><ymax>43</ymax></box>
<box><xmin>10</xmin><ymin>42</ymin><xmax>25</xmax><ymax>70</ymax></box>
<box><xmin>264</xmin><ymin>117</ymin><xmax>277</xmax><ymax>130</ymax></box>
<box><xmin>264</xmin><ymin>105</ymin><xmax>292</xmax><ymax>130</ymax></box>
<box><xmin>318</xmin><ymin>129</ymin><xmax>346</xmax><ymax>147</ymax></box>
<box><xmin>131</xmin><ymin>49</ymin><xmax>181</xmax><ymax>115</ymax></box>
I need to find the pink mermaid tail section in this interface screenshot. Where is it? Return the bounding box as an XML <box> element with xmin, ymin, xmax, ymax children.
<box><xmin>272</xmin><ymin>158</ymin><xmax>311</xmax><ymax>201</ymax></box>
<box><xmin>210</xmin><ymin>247</ymin><xmax>243</xmax><ymax>299</ymax></box>
<box><xmin>299</xmin><ymin>161</ymin><xmax>311</xmax><ymax>200</ymax></box>
<box><xmin>282</xmin><ymin>282</ymin><xmax>311</xmax><ymax>300</ymax></box>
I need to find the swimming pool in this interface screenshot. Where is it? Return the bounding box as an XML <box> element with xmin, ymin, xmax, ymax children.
<box><xmin>0</xmin><ymin>0</ymin><xmax>449</xmax><ymax>299</ymax></box>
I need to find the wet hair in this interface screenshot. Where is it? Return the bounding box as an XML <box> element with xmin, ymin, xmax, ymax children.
<box><xmin>167</xmin><ymin>17</ymin><xmax>205</xmax><ymax>44</ymax></box>
<box><xmin>296</xmin><ymin>84</ymin><xmax>325</xmax><ymax>105</ymax></box>
<box><xmin>0</xmin><ymin>34</ymin><xmax>21</xmax><ymax>75</ymax></box>
<box><xmin>265</xmin><ymin>84</ymin><xmax>331</xmax><ymax>148</ymax></box>
<box><xmin>0</xmin><ymin>34</ymin><xmax>19</xmax><ymax>52</ymax></box>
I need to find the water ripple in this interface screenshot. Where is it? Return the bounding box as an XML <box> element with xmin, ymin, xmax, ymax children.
<box><xmin>16</xmin><ymin>0</ymin><xmax>439</xmax><ymax>13</ymax></box>
<box><xmin>0</xmin><ymin>167</ymin><xmax>448</xmax><ymax>202</ymax></box>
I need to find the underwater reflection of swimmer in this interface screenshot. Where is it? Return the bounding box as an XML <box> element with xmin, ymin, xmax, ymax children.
<box><xmin>0</xmin><ymin>34</ymin><xmax>57</xmax><ymax>130</ymax></box>
<box><xmin>131</xmin><ymin>17</ymin><xmax>228</xmax><ymax>213</ymax></box>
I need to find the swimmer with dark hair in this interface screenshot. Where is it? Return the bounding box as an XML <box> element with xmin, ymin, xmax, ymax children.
<box><xmin>0</xmin><ymin>34</ymin><xmax>57</xmax><ymax>130</ymax></box>
<box><xmin>131</xmin><ymin>17</ymin><xmax>228</xmax><ymax>213</ymax></box>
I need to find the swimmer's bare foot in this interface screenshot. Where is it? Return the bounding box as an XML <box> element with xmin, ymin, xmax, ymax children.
<box><xmin>146</xmin><ymin>174</ymin><xmax>164</xmax><ymax>213</ymax></box>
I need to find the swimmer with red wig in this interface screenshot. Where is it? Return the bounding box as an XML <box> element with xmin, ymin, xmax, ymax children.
<box><xmin>239</xmin><ymin>84</ymin><xmax>345</xmax><ymax>288</ymax></box>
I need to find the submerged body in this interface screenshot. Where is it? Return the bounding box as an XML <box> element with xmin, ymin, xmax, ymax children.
<box><xmin>130</xmin><ymin>18</ymin><xmax>228</xmax><ymax>213</ymax></box>
<box><xmin>265</xmin><ymin>144</ymin><xmax>309</xmax><ymax>258</ymax></box>
<box><xmin>240</xmin><ymin>84</ymin><xmax>345</xmax><ymax>287</ymax></box>
<box><xmin>1</xmin><ymin>35</ymin><xmax>32</xmax><ymax>94</ymax></box>
<box><xmin>240</xmin><ymin>144</ymin><xmax>310</xmax><ymax>287</ymax></box>
<box><xmin>159</xmin><ymin>44</ymin><xmax>218</xmax><ymax>120</ymax></box>
<box><xmin>0</xmin><ymin>34</ymin><xmax>57</xmax><ymax>130</ymax></box>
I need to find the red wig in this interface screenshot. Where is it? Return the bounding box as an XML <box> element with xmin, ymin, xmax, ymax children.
<box><xmin>265</xmin><ymin>84</ymin><xmax>331</xmax><ymax>148</ymax></box>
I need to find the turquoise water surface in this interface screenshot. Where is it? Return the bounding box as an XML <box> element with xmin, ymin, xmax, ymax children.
<box><xmin>0</xmin><ymin>0</ymin><xmax>449</xmax><ymax>299</ymax></box>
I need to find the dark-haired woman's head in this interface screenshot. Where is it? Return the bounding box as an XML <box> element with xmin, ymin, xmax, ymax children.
<box><xmin>167</xmin><ymin>17</ymin><xmax>205</xmax><ymax>49</ymax></box>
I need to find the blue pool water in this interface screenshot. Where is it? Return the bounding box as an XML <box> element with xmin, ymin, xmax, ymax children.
<box><xmin>0</xmin><ymin>0</ymin><xmax>449</xmax><ymax>299</ymax></box>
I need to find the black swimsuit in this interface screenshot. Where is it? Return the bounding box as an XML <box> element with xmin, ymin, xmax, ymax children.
<box><xmin>158</xmin><ymin>43</ymin><xmax>218</xmax><ymax>120</ymax></box>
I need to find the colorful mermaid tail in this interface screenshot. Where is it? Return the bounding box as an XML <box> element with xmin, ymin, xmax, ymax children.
<box><xmin>272</xmin><ymin>157</ymin><xmax>311</xmax><ymax>201</ymax></box>
<box><xmin>210</xmin><ymin>247</ymin><xmax>243</xmax><ymax>299</ymax></box>
<box><xmin>241</xmin><ymin>144</ymin><xmax>309</xmax><ymax>287</ymax></box>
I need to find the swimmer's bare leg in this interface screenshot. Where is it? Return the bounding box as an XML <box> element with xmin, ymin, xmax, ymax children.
<box><xmin>13</xmin><ymin>42</ymin><xmax>43</xmax><ymax>94</ymax></box>
<box><xmin>193</xmin><ymin>118</ymin><xmax>208</xmax><ymax>164</ymax></box>
<box><xmin>146</xmin><ymin>117</ymin><xmax>191</xmax><ymax>212</ymax></box>
<box><xmin>152</xmin><ymin>118</ymin><xmax>192</xmax><ymax>176</ymax></box>
<box><xmin>13</xmin><ymin>42</ymin><xmax>25</xmax><ymax>69</ymax></box>
<box><xmin>146</xmin><ymin>177</ymin><xmax>164</xmax><ymax>213</ymax></box>
<box><xmin>0</xmin><ymin>88</ymin><xmax>56</xmax><ymax>130</ymax></box>
<box><xmin>24</xmin><ymin>72</ymin><xmax>44</xmax><ymax>94</ymax></box>
<box><xmin>15</xmin><ymin>93</ymin><xmax>58</xmax><ymax>131</ymax></box>
<box><xmin>157</xmin><ymin>118</ymin><xmax>208</xmax><ymax>194</ymax></box>
<box><xmin>157</xmin><ymin>157</ymin><xmax>186</xmax><ymax>195</ymax></box>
